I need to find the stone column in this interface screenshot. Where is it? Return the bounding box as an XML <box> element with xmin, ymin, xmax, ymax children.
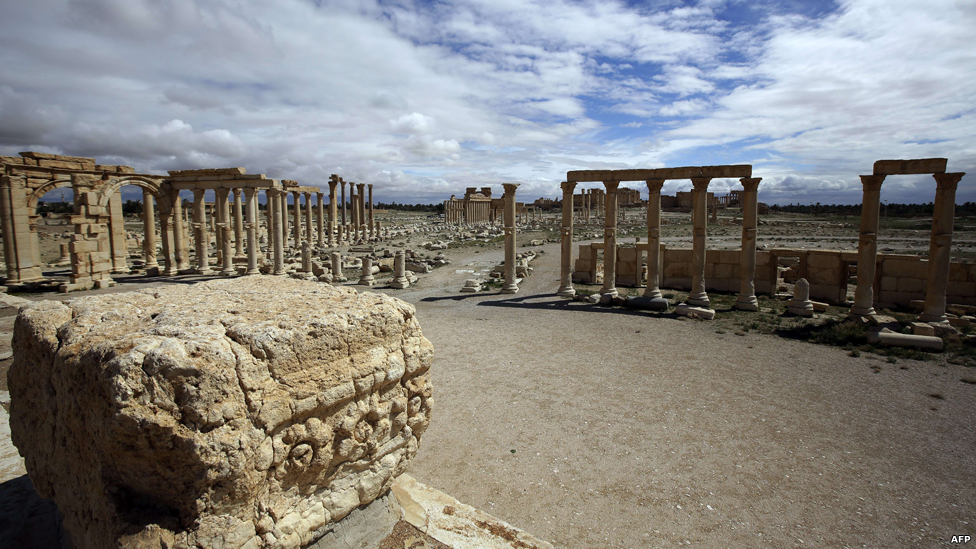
<box><xmin>215</xmin><ymin>188</ymin><xmax>235</xmax><ymax>276</ymax></box>
<box><xmin>359</xmin><ymin>256</ymin><xmax>375</xmax><ymax>286</ymax></box>
<box><xmin>302</xmin><ymin>191</ymin><xmax>312</xmax><ymax>246</ymax></box>
<box><xmin>850</xmin><ymin>175</ymin><xmax>886</xmax><ymax>317</ymax></box>
<box><xmin>331</xmin><ymin>251</ymin><xmax>343</xmax><ymax>280</ymax></box>
<box><xmin>368</xmin><ymin>184</ymin><xmax>374</xmax><ymax>240</ymax></box>
<box><xmin>644</xmin><ymin>179</ymin><xmax>665</xmax><ymax>299</ymax></box>
<box><xmin>600</xmin><ymin>180</ymin><xmax>620</xmax><ymax>297</ymax></box>
<box><xmin>292</xmin><ymin>191</ymin><xmax>302</xmax><ymax>248</ymax></box>
<box><xmin>192</xmin><ymin>189</ymin><xmax>212</xmax><ymax>275</ymax></box>
<box><xmin>920</xmin><ymin>172</ymin><xmax>965</xmax><ymax>323</ymax></box>
<box><xmin>316</xmin><ymin>192</ymin><xmax>325</xmax><ymax>247</ymax></box>
<box><xmin>375</xmin><ymin>221</ymin><xmax>381</xmax><ymax>242</ymax></box>
<box><xmin>233</xmin><ymin>189</ymin><xmax>245</xmax><ymax>259</ymax></box>
<box><xmin>242</xmin><ymin>188</ymin><xmax>260</xmax><ymax>275</ymax></box>
<box><xmin>269</xmin><ymin>190</ymin><xmax>285</xmax><ymax>275</ymax></box>
<box><xmin>340</xmin><ymin>178</ymin><xmax>347</xmax><ymax>239</ymax></box>
<box><xmin>736</xmin><ymin>178</ymin><xmax>762</xmax><ymax>311</ymax></box>
<box><xmin>349</xmin><ymin>185</ymin><xmax>358</xmax><ymax>241</ymax></box>
<box><xmin>687</xmin><ymin>177</ymin><xmax>712</xmax><ymax>307</ymax></box>
<box><xmin>357</xmin><ymin>183</ymin><xmax>367</xmax><ymax>239</ymax></box>
<box><xmin>557</xmin><ymin>181</ymin><xmax>577</xmax><ymax>297</ymax></box>
<box><xmin>328</xmin><ymin>178</ymin><xmax>338</xmax><ymax>247</ymax></box>
<box><xmin>107</xmin><ymin>192</ymin><xmax>128</xmax><ymax>273</ymax></box>
<box><xmin>391</xmin><ymin>250</ymin><xmax>409</xmax><ymax>289</ymax></box>
<box><xmin>142</xmin><ymin>190</ymin><xmax>158</xmax><ymax>268</ymax></box>
<box><xmin>171</xmin><ymin>190</ymin><xmax>188</xmax><ymax>271</ymax></box>
<box><xmin>159</xmin><ymin>209</ymin><xmax>176</xmax><ymax>276</ymax></box>
<box><xmin>502</xmin><ymin>183</ymin><xmax>520</xmax><ymax>294</ymax></box>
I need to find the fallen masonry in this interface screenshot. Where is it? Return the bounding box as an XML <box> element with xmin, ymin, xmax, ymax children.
<box><xmin>8</xmin><ymin>276</ymin><xmax>433</xmax><ymax>549</ymax></box>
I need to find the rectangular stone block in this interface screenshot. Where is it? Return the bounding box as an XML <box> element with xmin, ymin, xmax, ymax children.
<box><xmin>755</xmin><ymin>252</ymin><xmax>770</xmax><ymax>266</ymax></box>
<box><xmin>69</xmin><ymin>240</ymin><xmax>98</xmax><ymax>254</ymax></box>
<box><xmin>949</xmin><ymin>263</ymin><xmax>967</xmax><ymax>282</ymax></box>
<box><xmin>717</xmin><ymin>250</ymin><xmax>739</xmax><ymax>264</ymax></box>
<box><xmin>947</xmin><ymin>281</ymin><xmax>976</xmax><ymax>298</ymax></box>
<box><xmin>567</xmin><ymin>170</ymin><xmax>613</xmax><ymax>182</ymax></box>
<box><xmin>881</xmin><ymin>276</ymin><xmax>898</xmax><ymax>291</ymax></box>
<box><xmin>664</xmin><ymin>262</ymin><xmax>689</xmax><ymax>278</ymax></box>
<box><xmin>662</xmin><ymin>276</ymin><xmax>691</xmax><ymax>290</ymax></box>
<box><xmin>883</xmin><ymin>258</ymin><xmax>928</xmax><ymax>278</ymax></box>
<box><xmin>618</xmin><ymin>247</ymin><xmax>638</xmax><ymax>262</ymax></box>
<box><xmin>896</xmin><ymin>277</ymin><xmax>924</xmax><ymax>293</ymax></box>
<box><xmin>666</xmin><ymin>249</ymin><xmax>692</xmax><ymax>263</ymax></box>
<box><xmin>651</xmin><ymin>166</ymin><xmax>701</xmax><ymax>180</ymax></box>
<box><xmin>805</xmin><ymin>267</ymin><xmax>838</xmax><ymax>286</ymax></box>
<box><xmin>612</xmin><ymin>169</ymin><xmax>656</xmax><ymax>181</ymax></box>
<box><xmin>807</xmin><ymin>252</ymin><xmax>841</xmax><ymax>269</ymax></box>
<box><xmin>809</xmin><ymin>284</ymin><xmax>844</xmax><ymax>304</ymax></box>
<box><xmin>700</xmin><ymin>165</ymin><xmax>752</xmax><ymax>178</ymax></box>
<box><xmin>873</xmin><ymin>158</ymin><xmax>947</xmax><ymax>175</ymax></box>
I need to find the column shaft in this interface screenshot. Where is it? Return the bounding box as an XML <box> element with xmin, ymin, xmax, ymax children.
<box><xmin>736</xmin><ymin>178</ymin><xmax>762</xmax><ymax>311</ymax></box>
<box><xmin>192</xmin><ymin>189</ymin><xmax>212</xmax><ymax>274</ymax></box>
<box><xmin>502</xmin><ymin>183</ymin><xmax>520</xmax><ymax>293</ymax></box>
<box><xmin>600</xmin><ymin>181</ymin><xmax>619</xmax><ymax>297</ymax></box>
<box><xmin>142</xmin><ymin>190</ymin><xmax>158</xmax><ymax>268</ymax></box>
<box><xmin>920</xmin><ymin>173</ymin><xmax>965</xmax><ymax>322</ymax></box>
<box><xmin>317</xmin><ymin>192</ymin><xmax>325</xmax><ymax>247</ymax></box>
<box><xmin>558</xmin><ymin>181</ymin><xmax>577</xmax><ymax>297</ymax></box>
<box><xmin>850</xmin><ymin>175</ymin><xmax>885</xmax><ymax>317</ymax></box>
<box><xmin>687</xmin><ymin>178</ymin><xmax>712</xmax><ymax>307</ymax></box>
<box><xmin>233</xmin><ymin>189</ymin><xmax>245</xmax><ymax>258</ymax></box>
<box><xmin>243</xmin><ymin>188</ymin><xmax>260</xmax><ymax>274</ymax></box>
<box><xmin>644</xmin><ymin>179</ymin><xmax>665</xmax><ymax>298</ymax></box>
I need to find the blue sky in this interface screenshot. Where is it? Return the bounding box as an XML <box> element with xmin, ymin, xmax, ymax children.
<box><xmin>1</xmin><ymin>0</ymin><xmax>973</xmax><ymax>205</ymax></box>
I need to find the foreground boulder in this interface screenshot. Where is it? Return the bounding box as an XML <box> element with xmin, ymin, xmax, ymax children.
<box><xmin>8</xmin><ymin>277</ymin><xmax>433</xmax><ymax>548</ymax></box>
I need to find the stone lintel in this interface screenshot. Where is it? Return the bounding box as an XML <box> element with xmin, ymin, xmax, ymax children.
<box><xmin>650</xmin><ymin>166</ymin><xmax>701</xmax><ymax>179</ymax></box>
<box><xmin>873</xmin><ymin>158</ymin><xmax>947</xmax><ymax>175</ymax></box>
<box><xmin>19</xmin><ymin>151</ymin><xmax>96</xmax><ymax>163</ymax></box>
<box><xmin>170</xmin><ymin>180</ymin><xmax>277</xmax><ymax>191</ymax></box>
<box><xmin>567</xmin><ymin>170</ymin><xmax>613</xmax><ymax>182</ymax></box>
<box><xmin>613</xmin><ymin>169</ymin><xmax>658</xmax><ymax>181</ymax></box>
<box><xmin>701</xmin><ymin>164</ymin><xmax>752</xmax><ymax>178</ymax></box>
<box><xmin>167</xmin><ymin>167</ymin><xmax>247</xmax><ymax>177</ymax></box>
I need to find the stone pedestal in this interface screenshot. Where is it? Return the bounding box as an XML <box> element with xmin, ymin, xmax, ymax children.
<box><xmin>331</xmin><ymin>251</ymin><xmax>345</xmax><ymax>282</ymax></box>
<box><xmin>391</xmin><ymin>250</ymin><xmax>409</xmax><ymax>289</ymax></box>
<box><xmin>788</xmin><ymin>278</ymin><xmax>814</xmax><ymax>316</ymax></box>
<box><xmin>358</xmin><ymin>256</ymin><xmax>375</xmax><ymax>286</ymax></box>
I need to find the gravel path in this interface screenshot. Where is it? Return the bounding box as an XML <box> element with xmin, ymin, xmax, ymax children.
<box><xmin>370</xmin><ymin>241</ymin><xmax>976</xmax><ymax>548</ymax></box>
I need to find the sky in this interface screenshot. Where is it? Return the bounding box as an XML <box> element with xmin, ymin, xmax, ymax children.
<box><xmin>1</xmin><ymin>0</ymin><xmax>974</xmax><ymax>206</ymax></box>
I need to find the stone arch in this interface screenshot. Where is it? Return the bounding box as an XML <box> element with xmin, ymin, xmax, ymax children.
<box><xmin>27</xmin><ymin>178</ymin><xmax>73</xmax><ymax>213</ymax></box>
<box><xmin>95</xmin><ymin>175</ymin><xmax>170</xmax><ymax>211</ymax></box>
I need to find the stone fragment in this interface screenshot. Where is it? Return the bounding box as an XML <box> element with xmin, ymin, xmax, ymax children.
<box><xmin>910</xmin><ymin>322</ymin><xmax>936</xmax><ymax>337</ymax></box>
<box><xmin>460</xmin><ymin>279</ymin><xmax>481</xmax><ymax>293</ymax></box>
<box><xmin>788</xmin><ymin>278</ymin><xmax>814</xmax><ymax>317</ymax></box>
<box><xmin>674</xmin><ymin>304</ymin><xmax>716</xmax><ymax>320</ymax></box>
<box><xmin>867</xmin><ymin>329</ymin><xmax>944</xmax><ymax>351</ymax></box>
<box><xmin>8</xmin><ymin>277</ymin><xmax>433</xmax><ymax>549</ymax></box>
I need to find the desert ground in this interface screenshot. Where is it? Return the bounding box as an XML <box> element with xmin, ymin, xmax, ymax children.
<box><xmin>2</xmin><ymin>205</ymin><xmax>975</xmax><ymax>548</ymax></box>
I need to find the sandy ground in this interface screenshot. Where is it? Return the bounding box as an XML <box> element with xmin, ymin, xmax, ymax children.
<box><xmin>1</xmin><ymin>211</ymin><xmax>975</xmax><ymax>548</ymax></box>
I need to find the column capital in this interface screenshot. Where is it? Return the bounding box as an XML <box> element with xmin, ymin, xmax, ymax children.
<box><xmin>303</xmin><ymin>191</ymin><xmax>311</xmax><ymax>198</ymax></box>
<box><xmin>603</xmin><ymin>180</ymin><xmax>619</xmax><ymax>193</ymax></box>
<box><xmin>242</xmin><ymin>187</ymin><xmax>257</xmax><ymax>198</ymax></box>
<box><xmin>317</xmin><ymin>191</ymin><xmax>325</xmax><ymax>198</ymax></box>
<box><xmin>933</xmin><ymin>172</ymin><xmax>965</xmax><ymax>190</ymax></box>
<box><xmin>367</xmin><ymin>183</ymin><xmax>373</xmax><ymax>190</ymax></box>
<box><xmin>560</xmin><ymin>181</ymin><xmax>577</xmax><ymax>194</ymax></box>
<box><xmin>691</xmin><ymin>177</ymin><xmax>711</xmax><ymax>192</ymax></box>
<box><xmin>645</xmin><ymin>179</ymin><xmax>665</xmax><ymax>193</ymax></box>
<box><xmin>192</xmin><ymin>188</ymin><xmax>206</xmax><ymax>199</ymax></box>
<box><xmin>502</xmin><ymin>183</ymin><xmax>519</xmax><ymax>196</ymax></box>
<box><xmin>739</xmin><ymin>177</ymin><xmax>762</xmax><ymax>192</ymax></box>
<box><xmin>328</xmin><ymin>180</ymin><xmax>338</xmax><ymax>191</ymax></box>
<box><xmin>859</xmin><ymin>174</ymin><xmax>886</xmax><ymax>191</ymax></box>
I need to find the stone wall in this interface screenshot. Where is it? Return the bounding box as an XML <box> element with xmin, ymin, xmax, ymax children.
<box><xmin>8</xmin><ymin>277</ymin><xmax>433</xmax><ymax>549</ymax></box>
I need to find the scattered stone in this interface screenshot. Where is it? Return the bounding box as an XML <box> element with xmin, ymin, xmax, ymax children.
<box><xmin>675</xmin><ymin>304</ymin><xmax>716</xmax><ymax>320</ymax></box>
<box><xmin>460</xmin><ymin>279</ymin><xmax>482</xmax><ymax>293</ymax></box>
<box><xmin>788</xmin><ymin>278</ymin><xmax>814</xmax><ymax>317</ymax></box>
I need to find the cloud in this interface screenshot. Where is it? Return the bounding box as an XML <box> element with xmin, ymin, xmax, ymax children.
<box><xmin>0</xmin><ymin>0</ymin><xmax>970</xmax><ymax>206</ymax></box>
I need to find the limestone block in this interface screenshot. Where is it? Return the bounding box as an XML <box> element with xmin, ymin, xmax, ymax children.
<box><xmin>947</xmin><ymin>281</ymin><xmax>976</xmax><ymax>298</ymax></box>
<box><xmin>807</xmin><ymin>253</ymin><xmax>841</xmax><ymax>269</ymax></box>
<box><xmin>881</xmin><ymin>276</ymin><xmax>898</xmax><ymax>292</ymax></box>
<box><xmin>700</xmin><ymin>164</ymin><xmax>751</xmax><ymax>178</ymax></box>
<box><xmin>949</xmin><ymin>263</ymin><xmax>968</xmax><ymax>282</ymax></box>
<box><xmin>618</xmin><ymin>247</ymin><xmax>638</xmax><ymax>262</ymax></box>
<box><xmin>666</xmin><ymin>249</ymin><xmax>692</xmax><ymax>263</ymax></box>
<box><xmin>867</xmin><ymin>329</ymin><xmax>943</xmax><ymax>350</ymax></box>
<box><xmin>806</xmin><ymin>266</ymin><xmax>840</xmax><ymax>286</ymax></box>
<box><xmin>663</xmin><ymin>262</ymin><xmax>689</xmax><ymax>279</ymax></box>
<box><xmin>713</xmin><ymin>263</ymin><xmax>736</xmax><ymax>280</ymax></box>
<box><xmin>896</xmin><ymin>277</ymin><xmax>924</xmax><ymax>293</ymax></box>
<box><xmin>566</xmin><ymin>170</ymin><xmax>612</xmax><ymax>182</ymax></box>
<box><xmin>883</xmin><ymin>258</ymin><xmax>928</xmax><ymax>279</ymax></box>
<box><xmin>873</xmin><ymin>158</ymin><xmax>947</xmax><ymax>175</ymax></box>
<box><xmin>755</xmin><ymin>252</ymin><xmax>771</xmax><ymax>266</ymax></box>
<box><xmin>8</xmin><ymin>277</ymin><xmax>433</xmax><ymax>549</ymax></box>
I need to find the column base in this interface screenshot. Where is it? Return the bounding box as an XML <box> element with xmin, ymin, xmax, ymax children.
<box><xmin>501</xmin><ymin>285</ymin><xmax>519</xmax><ymax>294</ymax></box>
<box><xmin>220</xmin><ymin>268</ymin><xmax>236</xmax><ymax>276</ymax></box>
<box><xmin>848</xmin><ymin>305</ymin><xmax>876</xmax><ymax>318</ymax></box>
<box><xmin>687</xmin><ymin>291</ymin><xmax>710</xmax><ymax>308</ymax></box>
<box><xmin>246</xmin><ymin>268</ymin><xmax>261</xmax><ymax>275</ymax></box>
<box><xmin>600</xmin><ymin>287</ymin><xmax>618</xmax><ymax>298</ymax></box>
<box><xmin>557</xmin><ymin>286</ymin><xmax>575</xmax><ymax>297</ymax></box>
<box><xmin>918</xmin><ymin>312</ymin><xmax>947</xmax><ymax>323</ymax></box>
<box><xmin>195</xmin><ymin>268</ymin><xmax>214</xmax><ymax>275</ymax></box>
<box><xmin>630</xmin><ymin>296</ymin><xmax>669</xmax><ymax>311</ymax></box>
<box><xmin>390</xmin><ymin>280</ymin><xmax>410</xmax><ymax>289</ymax></box>
<box><xmin>642</xmin><ymin>288</ymin><xmax>662</xmax><ymax>299</ymax></box>
<box><xmin>735</xmin><ymin>294</ymin><xmax>759</xmax><ymax>311</ymax></box>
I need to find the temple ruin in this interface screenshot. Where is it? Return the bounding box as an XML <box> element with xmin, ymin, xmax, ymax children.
<box><xmin>0</xmin><ymin>152</ymin><xmax>383</xmax><ymax>291</ymax></box>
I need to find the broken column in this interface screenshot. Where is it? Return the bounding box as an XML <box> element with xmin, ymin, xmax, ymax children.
<box><xmin>788</xmin><ymin>278</ymin><xmax>814</xmax><ymax>316</ymax></box>
<box><xmin>919</xmin><ymin>172</ymin><xmax>965</xmax><ymax>323</ymax></box>
<box><xmin>368</xmin><ymin>184</ymin><xmax>374</xmax><ymax>240</ymax></box>
<box><xmin>850</xmin><ymin>175</ymin><xmax>885</xmax><ymax>318</ymax></box>
<box><xmin>331</xmin><ymin>251</ymin><xmax>345</xmax><ymax>282</ymax></box>
<box><xmin>557</xmin><ymin>181</ymin><xmax>577</xmax><ymax>297</ymax></box>
<box><xmin>316</xmin><ymin>191</ymin><xmax>325</xmax><ymax>248</ymax></box>
<box><xmin>328</xmin><ymin>176</ymin><xmax>339</xmax><ymax>247</ymax></box>
<box><xmin>390</xmin><ymin>250</ymin><xmax>409</xmax><ymax>289</ymax></box>
<box><xmin>736</xmin><ymin>177</ymin><xmax>762</xmax><ymax>311</ymax></box>
<box><xmin>502</xmin><ymin>183</ymin><xmax>520</xmax><ymax>294</ymax></box>
<box><xmin>8</xmin><ymin>277</ymin><xmax>433</xmax><ymax>549</ymax></box>
<box><xmin>359</xmin><ymin>256</ymin><xmax>376</xmax><ymax>286</ymax></box>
